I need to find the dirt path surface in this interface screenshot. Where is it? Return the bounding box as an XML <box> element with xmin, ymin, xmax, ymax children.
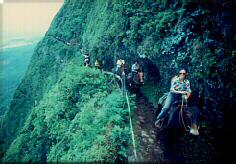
<box><xmin>129</xmin><ymin>93</ymin><xmax>170</xmax><ymax>163</ymax></box>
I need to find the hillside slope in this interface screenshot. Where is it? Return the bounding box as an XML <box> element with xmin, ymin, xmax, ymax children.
<box><xmin>0</xmin><ymin>44</ymin><xmax>36</xmax><ymax>115</ymax></box>
<box><xmin>1</xmin><ymin>0</ymin><xmax>235</xmax><ymax>162</ymax></box>
<box><xmin>3</xmin><ymin>57</ymin><xmax>131</xmax><ymax>162</ymax></box>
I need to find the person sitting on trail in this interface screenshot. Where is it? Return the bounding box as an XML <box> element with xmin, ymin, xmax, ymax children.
<box><xmin>95</xmin><ymin>59</ymin><xmax>101</xmax><ymax>70</ymax></box>
<box><xmin>116</xmin><ymin>58</ymin><xmax>125</xmax><ymax>75</ymax></box>
<box><xmin>154</xmin><ymin>69</ymin><xmax>199</xmax><ymax>135</ymax></box>
<box><xmin>131</xmin><ymin>60</ymin><xmax>140</xmax><ymax>82</ymax></box>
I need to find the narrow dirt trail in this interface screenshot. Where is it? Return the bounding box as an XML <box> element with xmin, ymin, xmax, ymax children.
<box><xmin>131</xmin><ymin>93</ymin><xmax>169</xmax><ymax>163</ymax></box>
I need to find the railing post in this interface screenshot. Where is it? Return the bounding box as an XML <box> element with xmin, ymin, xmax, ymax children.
<box><xmin>102</xmin><ymin>70</ymin><xmax>137</xmax><ymax>161</ymax></box>
<box><xmin>122</xmin><ymin>71</ymin><xmax>126</xmax><ymax>96</ymax></box>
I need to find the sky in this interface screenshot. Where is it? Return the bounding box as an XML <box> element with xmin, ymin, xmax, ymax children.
<box><xmin>0</xmin><ymin>0</ymin><xmax>64</xmax><ymax>45</ymax></box>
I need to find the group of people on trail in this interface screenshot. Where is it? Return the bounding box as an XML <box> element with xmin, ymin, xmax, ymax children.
<box><xmin>155</xmin><ymin>69</ymin><xmax>200</xmax><ymax>135</ymax></box>
<box><xmin>81</xmin><ymin>48</ymin><xmax>144</xmax><ymax>84</ymax></box>
<box><xmin>81</xmin><ymin>49</ymin><xmax>200</xmax><ymax>135</ymax></box>
<box><xmin>115</xmin><ymin>59</ymin><xmax>144</xmax><ymax>84</ymax></box>
<box><xmin>81</xmin><ymin>48</ymin><xmax>102</xmax><ymax>70</ymax></box>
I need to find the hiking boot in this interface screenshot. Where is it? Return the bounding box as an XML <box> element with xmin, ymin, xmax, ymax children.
<box><xmin>190</xmin><ymin>124</ymin><xmax>199</xmax><ymax>135</ymax></box>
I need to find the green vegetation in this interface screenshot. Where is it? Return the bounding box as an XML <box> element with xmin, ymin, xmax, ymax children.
<box><xmin>1</xmin><ymin>0</ymin><xmax>235</xmax><ymax>163</ymax></box>
<box><xmin>141</xmin><ymin>82</ymin><xmax>163</xmax><ymax>108</ymax></box>
<box><xmin>3</xmin><ymin>57</ymin><xmax>132</xmax><ymax>162</ymax></box>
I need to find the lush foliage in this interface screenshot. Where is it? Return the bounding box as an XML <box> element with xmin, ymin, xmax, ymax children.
<box><xmin>1</xmin><ymin>0</ymin><xmax>235</xmax><ymax>163</ymax></box>
<box><xmin>3</xmin><ymin>58</ymin><xmax>131</xmax><ymax>162</ymax></box>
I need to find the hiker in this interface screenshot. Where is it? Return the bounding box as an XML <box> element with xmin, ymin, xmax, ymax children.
<box><xmin>83</xmin><ymin>53</ymin><xmax>90</xmax><ymax>67</ymax></box>
<box><xmin>131</xmin><ymin>60</ymin><xmax>140</xmax><ymax>82</ymax></box>
<box><xmin>95</xmin><ymin>59</ymin><xmax>101</xmax><ymax>70</ymax></box>
<box><xmin>116</xmin><ymin>58</ymin><xmax>125</xmax><ymax>76</ymax></box>
<box><xmin>81</xmin><ymin>48</ymin><xmax>90</xmax><ymax>67</ymax></box>
<box><xmin>155</xmin><ymin>69</ymin><xmax>199</xmax><ymax>135</ymax></box>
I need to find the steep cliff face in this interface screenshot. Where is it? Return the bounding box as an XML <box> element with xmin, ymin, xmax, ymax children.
<box><xmin>3</xmin><ymin>57</ymin><xmax>131</xmax><ymax>162</ymax></box>
<box><xmin>1</xmin><ymin>0</ymin><xmax>235</xmax><ymax>162</ymax></box>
